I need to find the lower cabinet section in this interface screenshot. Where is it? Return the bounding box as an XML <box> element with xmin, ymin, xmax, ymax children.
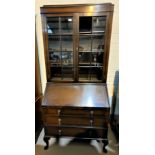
<box><xmin>41</xmin><ymin>83</ymin><xmax>110</xmax><ymax>153</ymax></box>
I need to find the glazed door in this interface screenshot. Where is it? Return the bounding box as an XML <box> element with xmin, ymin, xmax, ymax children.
<box><xmin>45</xmin><ymin>14</ymin><xmax>76</xmax><ymax>81</ymax></box>
<box><xmin>43</xmin><ymin>13</ymin><xmax>109</xmax><ymax>82</ymax></box>
<box><xmin>77</xmin><ymin>13</ymin><xmax>108</xmax><ymax>82</ymax></box>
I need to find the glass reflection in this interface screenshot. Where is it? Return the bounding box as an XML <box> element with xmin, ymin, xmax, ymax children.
<box><xmin>47</xmin><ymin>17</ymin><xmax>59</xmax><ymax>35</ymax></box>
<box><xmin>61</xmin><ymin>17</ymin><xmax>73</xmax><ymax>34</ymax></box>
<box><xmin>79</xmin><ymin>36</ymin><xmax>91</xmax><ymax>52</ymax></box>
<box><xmin>62</xmin><ymin>36</ymin><xmax>73</xmax><ymax>52</ymax></box>
<box><xmin>48</xmin><ymin>36</ymin><xmax>60</xmax><ymax>52</ymax></box>
<box><xmin>92</xmin><ymin>16</ymin><xmax>106</xmax><ymax>32</ymax></box>
<box><xmin>92</xmin><ymin>35</ymin><xmax>104</xmax><ymax>52</ymax></box>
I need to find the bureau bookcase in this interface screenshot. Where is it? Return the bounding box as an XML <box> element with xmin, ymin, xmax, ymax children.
<box><xmin>40</xmin><ymin>3</ymin><xmax>114</xmax><ymax>153</ymax></box>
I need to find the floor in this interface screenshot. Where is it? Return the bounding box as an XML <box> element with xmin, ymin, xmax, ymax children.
<box><xmin>35</xmin><ymin>126</ymin><xmax>119</xmax><ymax>155</ymax></box>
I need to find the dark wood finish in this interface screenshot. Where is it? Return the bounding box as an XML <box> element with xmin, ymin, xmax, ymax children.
<box><xmin>45</xmin><ymin>126</ymin><xmax>107</xmax><ymax>138</ymax></box>
<box><xmin>41</xmin><ymin>3</ymin><xmax>114</xmax><ymax>82</ymax></box>
<box><xmin>41</xmin><ymin>83</ymin><xmax>110</xmax><ymax>152</ymax></box>
<box><xmin>102</xmin><ymin>139</ymin><xmax>108</xmax><ymax>153</ymax></box>
<box><xmin>40</xmin><ymin>3</ymin><xmax>113</xmax><ymax>152</ymax></box>
<box><xmin>43</xmin><ymin>116</ymin><xmax>108</xmax><ymax>127</ymax></box>
<box><xmin>43</xmin><ymin>137</ymin><xmax>50</xmax><ymax>150</ymax></box>
<box><xmin>42</xmin><ymin>83</ymin><xmax>109</xmax><ymax>107</ymax></box>
<box><xmin>41</xmin><ymin>3</ymin><xmax>114</xmax><ymax>14</ymax></box>
<box><xmin>110</xmin><ymin>85</ymin><xmax>119</xmax><ymax>142</ymax></box>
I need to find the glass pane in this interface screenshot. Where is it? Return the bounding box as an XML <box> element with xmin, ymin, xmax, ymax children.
<box><xmin>48</xmin><ymin>36</ymin><xmax>60</xmax><ymax>52</ymax></box>
<box><xmin>92</xmin><ymin>35</ymin><xmax>104</xmax><ymax>52</ymax></box>
<box><xmin>79</xmin><ymin>36</ymin><xmax>91</xmax><ymax>52</ymax></box>
<box><xmin>79</xmin><ymin>67</ymin><xmax>90</xmax><ymax>80</ymax></box>
<box><xmin>62</xmin><ymin>67</ymin><xmax>74</xmax><ymax>80</ymax></box>
<box><xmin>79</xmin><ymin>17</ymin><xmax>92</xmax><ymax>33</ymax></box>
<box><xmin>92</xmin><ymin>16</ymin><xmax>106</xmax><ymax>32</ymax></box>
<box><xmin>49</xmin><ymin>52</ymin><xmax>61</xmax><ymax>64</ymax></box>
<box><xmin>61</xmin><ymin>17</ymin><xmax>73</xmax><ymax>34</ymax></box>
<box><xmin>62</xmin><ymin>36</ymin><xmax>73</xmax><ymax>52</ymax></box>
<box><xmin>91</xmin><ymin>52</ymin><xmax>103</xmax><ymax>65</ymax></box>
<box><xmin>50</xmin><ymin>67</ymin><xmax>61</xmax><ymax>80</ymax></box>
<box><xmin>91</xmin><ymin>67</ymin><xmax>103</xmax><ymax>80</ymax></box>
<box><xmin>47</xmin><ymin>17</ymin><xmax>59</xmax><ymax>35</ymax></box>
<box><xmin>62</xmin><ymin>52</ymin><xmax>73</xmax><ymax>65</ymax></box>
<box><xmin>96</xmin><ymin>52</ymin><xmax>103</xmax><ymax>63</ymax></box>
<box><xmin>79</xmin><ymin>52</ymin><xmax>91</xmax><ymax>64</ymax></box>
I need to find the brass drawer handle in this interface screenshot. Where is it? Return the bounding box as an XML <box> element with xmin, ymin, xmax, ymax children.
<box><xmin>58</xmin><ymin>118</ymin><xmax>61</xmax><ymax>125</ymax></box>
<box><xmin>90</xmin><ymin>120</ymin><xmax>93</xmax><ymax>126</ymax></box>
<box><xmin>58</xmin><ymin>129</ymin><xmax>62</xmax><ymax>136</ymax></box>
<box><xmin>58</xmin><ymin>109</ymin><xmax>61</xmax><ymax>115</ymax></box>
<box><xmin>90</xmin><ymin>110</ymin><xmax>94</xmax><ymax>115</ymax></box>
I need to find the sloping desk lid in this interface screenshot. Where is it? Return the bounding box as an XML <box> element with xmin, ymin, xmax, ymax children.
<box><xmin>42</xmin><ymin>83</ymin><xmax>110</xmax><ymax>108</ymax></box>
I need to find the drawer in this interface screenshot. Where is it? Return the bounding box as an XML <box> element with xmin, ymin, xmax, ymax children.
<box><xmin>42</xmin><ymin>108</ymin><xmax>90</xmax><ymax>116</ymax></box>
<box><xmin>42</xmin><ymin>107</ymin><xmax>110</xmax><ymax>117</ymax></box>
<box><xmin>93</xmin><ymin>118</ymin><xmax>109</xmax><ymax>127</ymax></box>
<box><xmin>44</xmin><ymin>116</ymin><xmax>109</xmax><ymax>127</ymax></box>
<box><xmin>45</xmin><ymin>126</ymin><xmax>86</xmax><ymax>137</ymax></box>
<box><xmin>61</xmin><ymin>109</ymin><xmax>109</xmax><ymax>116</ymax></box>
<box><xmin>93</xmin><ymin>109</ymin><xmax>110</xmax><ymax>116</ymax></box>
<box><xmin>42</xmin><ymin>107</ymin><xmax>60</xmax><ymax>115</ymax></box>
<box><xmin>45</xmin><ymin>126</ymin><xmax>108</xmax><ymax>138</ymax></box>
<box><xmin>44</xmin><ymin>116</ymin><xmax>90</xmax><ymax>126</ymax></box>
<box><xmin>60</xmin><ymin>109</ymin><xmax>90</xmax><ymax>116</ymax></box>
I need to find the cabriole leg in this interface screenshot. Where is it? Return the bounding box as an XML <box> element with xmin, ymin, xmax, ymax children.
<box><xmin>43</xmin><ymin>137</ymin><xmax>50</xmax><ymax>150</ymax></box>
<box><xmin>102</xmin><ymin>140</ymin><xmax>108</xmax><ymax>153</ymax></box>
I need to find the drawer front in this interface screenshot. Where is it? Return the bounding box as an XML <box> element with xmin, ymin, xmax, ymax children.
<box><xmin>44</xmin><ymin>116</ymin><xmax>90</xmax><ymax>126</ymax></box>
<box><xmin>61</xmin><ymin>109</ymin><xmax>109</xmax><ymax>116</ymax></box>
<box><xmin>61</xmin><ymin>117</ymin><xmax>90</xmax><ymax>126</ymax></box>
<box><xmin>93</xmin><ymin>118</ymin><xmax>109</xmax><ymax>127</ymax></box>
<box><xmin>42</xmin><ymin>108</ymin><xmax>60</xmax><ymax>115</ymax></box>
<box><xmin>45</xmin><ymin>126</ymin><xmax>86</xmax><ymax>137</ymax></box>
<box><xmin>45</xmin><ymin>126</ymin><xmax>108</xmax><ymax>138</ymax></box>
<box><xmin>93</xmin><ymin>109</ymin><xmax>110</xmax><ymax>116</ymax></box>
<box><xmin>42</xmin><ymin>108</ymin><xmax>90</xmax><ymax>116</ymax></box>
<box><xmin>42</xmin><ymin>107</ymin><xmax>110</xmax><ymax>117</ymax></box>
<box><xmin>61</xmin><ymin>109</ymin><xmax>90</xmax><ymax>116</ymax></box>
<box><xmin>44</xmin><ymin>116</ymin><xmax>109</xmax><ymax>127</ymax></box>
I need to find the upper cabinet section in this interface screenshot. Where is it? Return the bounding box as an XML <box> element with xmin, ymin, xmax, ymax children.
<box><xmin>41</xmin><ymin>3</ymin><xmax>114</xmax><ymax>83</ymax></box>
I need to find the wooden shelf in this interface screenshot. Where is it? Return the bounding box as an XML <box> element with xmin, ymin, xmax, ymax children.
<box><xmin>79</xmin><ymin>66</ymin><xmax>103</xmax><ymax>68</ymax></box>
<box><xmin>79</xmin><ymin>50</ymin><xmax>104</xmax><ymax>52</ymax></box>
<box><xmin>48</xmin><ymin>33</ymin><xmax>73</xmax><ymax>36</ymax></box>
<box><xmin>49</xmin><ymin>50</ymin><xmax>73</xmax><ymax>52</ymax></box>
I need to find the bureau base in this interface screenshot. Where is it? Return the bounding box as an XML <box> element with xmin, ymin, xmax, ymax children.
<box><xmin>41</xmin><ymin>83</ymin><xmax>110</xmax><ymax>153</ymax></box>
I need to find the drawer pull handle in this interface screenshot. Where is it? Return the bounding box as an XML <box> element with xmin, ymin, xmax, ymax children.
<box><xmin>58</xmin><ymin>130</ymin><xmax>62</xmax><ymax>135</ymax></box>
<box><xmin>58</xmin><ymin>109</ymin><xmax>61</xmax><ymax>115</ymax></box>
<box><xmin>90</xmin><ymin>110</ymin><xmax>94</xmax><ymax>115</ymax></box>
<box><xmin>58</xmin><ymin>118</ymin><xmax>61</xmax><ymax>125</ymax></box>
<box><xmin>90</xmin><ymin>120</ymin><xmax>93</xmax><ymax>126</ymax></box>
